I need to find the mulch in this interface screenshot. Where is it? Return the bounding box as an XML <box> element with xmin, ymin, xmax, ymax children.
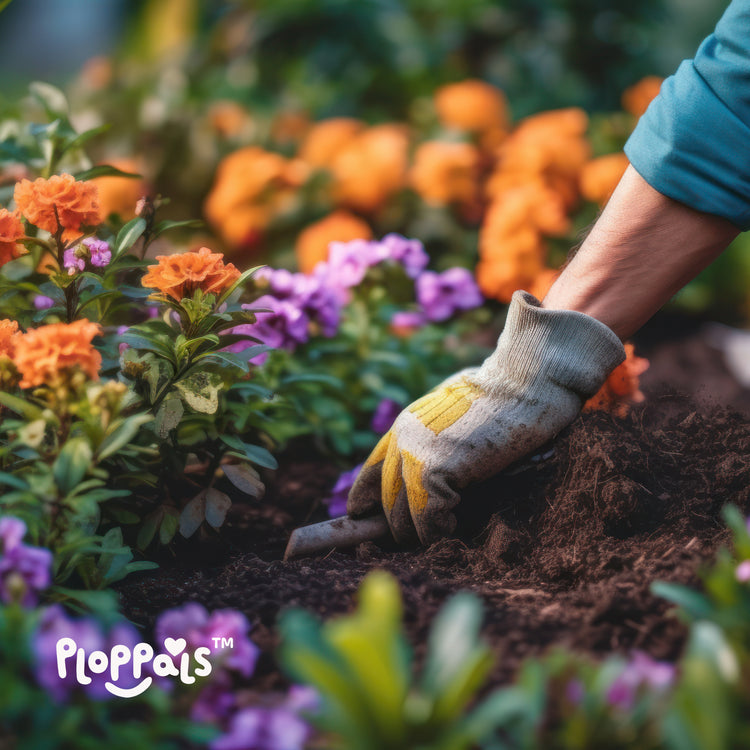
<box><xmin>117</xmin><ymin>318</ymin><xmax>750</xmax><ymax>690</ymax></box>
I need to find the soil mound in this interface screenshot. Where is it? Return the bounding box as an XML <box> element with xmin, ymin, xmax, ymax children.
<box><xmin>118</xmin><ymin>391</ymin><xmax>750</xmax><ymax>688</ymax></box>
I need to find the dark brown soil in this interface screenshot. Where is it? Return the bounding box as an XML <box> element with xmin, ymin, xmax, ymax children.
<box><xmin>117</xmin><ymin>323</ymin><xmax>750</xmax><ymax>690</ymax></box>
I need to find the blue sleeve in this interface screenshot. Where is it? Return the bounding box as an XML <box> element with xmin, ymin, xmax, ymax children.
<box><xmin>624</xmin><ymin>0</ymin><xmax>750</xmax><ymax>229</ymax></box>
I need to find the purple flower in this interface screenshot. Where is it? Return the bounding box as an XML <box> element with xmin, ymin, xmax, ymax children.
<box><xmin>371</xmin><ymin>399</ymin><xmax>401</xmax><ymax>434</ymax></box>
<box><xmin>156</xmin><ymin>603</ymin><xmax>259</xmax><ymax>679</ymax></box>
<box><xmin>227</xmin><ymin>269</ymin><xmax>342</xmax><ymax>363</ymax></box>
<box><xmin>83</xmin><ymin>237</ymin><xmax>111</xmax><ymax>268</ymax></box>
<box><xmin>210</xmin><ymin>687</ymin><xmax>317</xmax><ymax>750</ymax></box>
<box><xmin>381</xmin><ymin>233</ymin><xmax>428</xmax><ymax>278</ymax></box>
<box><xmin>63</xmin><ymin>248</ymin><xmax>85</xmax><ymax>275</ymax></box>
<box><xmin>324</xmin><ymin>464</ymin><xmax>363</xmax><ymax>518</ymax></box>
<box><xmin>0</xmin><ymin>516</ymin><xmax>52</xmax><ymax>607</ymax></box>
<box><xmin>33</xmin><ymin>605</ymin><xmax>141</xmax><ymax>702</ymax></box>
<box><xmin>33</xmin><ymin>295</ymin><xmax>55</xmax><ymax>310</ymax></box>
<box><xmin>606</xmin><ymin>652</ymin><xmax>676</xmax><ymax>711</ymax></box>
<box><xmin>191</xmin><ymin>671</ymin><xmax>236</xmax><ymax>723</ymax></box>
<box><xmin>415</xmin><ymin>267</ymin><xmax>483</xmax><ymax>322</ymax></box>
<box><xmin>736</xmin><ymin>560</ymin><xmax>750</xmax><ymax>582</ymax></box>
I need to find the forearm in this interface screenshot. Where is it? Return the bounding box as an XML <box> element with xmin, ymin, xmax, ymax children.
<box><xmin>542</xmin><ymin>165</ymin><xmax>740</xmax><ymax>340</ymax></box>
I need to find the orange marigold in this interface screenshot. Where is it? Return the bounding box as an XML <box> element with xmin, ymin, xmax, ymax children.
<box><xmin>584</xmin><ymin>343</ymin><xmax>650</xmax><ymax>417</ymax></box>
<box><xmin>434</xmin><ymin>80</ymin><xmax>510</xmax><ymax>134</ymax></box>
<box><xmin>580</xmin><ymin>153</ymin><xmax>629</xmax><ymax>205</ymax></box>
<box><xmin>0</xmin><ymin>319</ymin><xmax>19</xmax><ymax>358</ymax></box>
<box><xmin>92</xmin><ymin>158</ymin><xmax>147</xmax><ymax>221</ymax></box>
<box><xmin>295</xmin><ymin>211</ymin><xmax>372</xmax><ymax>274</ymax></box>
<box><xmin>331</xmin><ymin>124</ymin><xmax>409</xmax><ymax>213</ymax></box>
<box><xmin>204</xmin><ymin>147</ymin><xmax>307</xmax><ymax>250</ymax></box>
<box><xmin>409</xmin><ymin>141</ymin><xmax>482</xmax><ymax>209</ymax></box>
<box><xmin>299</xmin><ymin>118</ymin><xmax>365</xmax><ymax>168</ymax></box>
<box><xmin>621</xmin><ymin>76</ymin><xmax>663</xmax><ymax>118</ymax></box>
<box><xmin>14</xmin><ymin>174</ymin><xmax>100</xmax><ymax>237</ymax></box>
<box><xmin>0</xmin><ymin>208</ymin><xmax>26</xmax><ymax>267</ymax></box>
<box><xmin>487</xmin><ymin>108</ymin><xmax>590</xmax><ymax>211</ymax></box>
<box><xmin>14</xmin><ymin>319</ymin><xmax>102</xmax><ymax>388</ymax></box>
<box><xmin>142</xmin><ymin>246</ymin><xmax>241</xmax><ymax>301</ymax></box>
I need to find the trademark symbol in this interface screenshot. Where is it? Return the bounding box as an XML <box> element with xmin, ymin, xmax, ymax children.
<box><xmin>211</xmin><ymin>637</ymin><xmax>234</xmax><ymax>649</ymax></box>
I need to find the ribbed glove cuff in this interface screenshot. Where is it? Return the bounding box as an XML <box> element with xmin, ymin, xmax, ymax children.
<box><xmin>476</xmin><ymin>291</ymin><xmax>626</xmax><ymax>401</ymax></box>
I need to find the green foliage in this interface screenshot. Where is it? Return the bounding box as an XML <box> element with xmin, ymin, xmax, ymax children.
<box><xmin>280</xmin><ymin>570</ymin><xmax>507</xmax><ymax>750</ymax></box>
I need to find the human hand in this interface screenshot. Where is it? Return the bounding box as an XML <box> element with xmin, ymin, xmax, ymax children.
<box><xmin>347</xmin><ymin>291</ymin><xmax>625</xmax><ymax>545</ymax></box>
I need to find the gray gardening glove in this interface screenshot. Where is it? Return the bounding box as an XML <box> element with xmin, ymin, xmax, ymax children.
<box><xmin>347</xmin><ymin>290</ymin><xmax>625</xmax><ymax>545</ymax></box>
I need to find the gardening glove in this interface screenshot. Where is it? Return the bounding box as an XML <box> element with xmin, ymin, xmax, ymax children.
<box><xmin>347</xmin><ymin>290</ymin><xmax>626</xmax><ymax>545</ymax></box>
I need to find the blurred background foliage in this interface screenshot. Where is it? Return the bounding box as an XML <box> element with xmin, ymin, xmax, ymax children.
<box><xmin>1</xmin><ymin>0</ymin><xmax>748</xmax><ymax>324</ymax></box>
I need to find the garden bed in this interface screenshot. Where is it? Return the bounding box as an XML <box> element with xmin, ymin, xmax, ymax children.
<box><xmin>117</xmin><ymin>320</ymin><xmax>750</xmax><ymax>692</ymax></box>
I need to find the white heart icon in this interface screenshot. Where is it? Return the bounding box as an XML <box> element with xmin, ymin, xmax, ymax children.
<box><xmin>164</xmin><ymin>637</ymin><xmax>187</xmax><ymax>657</ymax></box>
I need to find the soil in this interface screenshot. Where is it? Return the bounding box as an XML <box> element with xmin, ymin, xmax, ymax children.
<box><xmin>116</xmin><ymin>316</ymin><xmax>750</xmax><ymax>691</ymax></box>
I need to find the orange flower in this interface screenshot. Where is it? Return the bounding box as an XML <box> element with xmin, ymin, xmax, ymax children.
<box><xmin>622</xmin><ymin>76</ymin><xmax>663</xmax><ymax>118</ymax></box>
<box><xmin>14</xmin><ymin>319</ymin><xmax>102</xmax><ymax>388</ymax></box>
<box><xmin>204</xmin><ymin>147</ymin><xmax>307</xmax><ymax>250</ymax></box>
<box><xmin>331</xmin><ymin>124</ymin><xmax>409</xmax><ymax>213</ymax></box>
<box><xmin>142</xmin><ymin>246</ymin><xmax>241</xmax><ymax>301</ymax></box>
<box><xmin>528</xmin><ymin>267</ymin><xmax>559</xmax><ymax>301</ymax></box>
<box><xmin>299</xmin><ymin>118</ymin><xmax>365</xmax><ymax>168</ymax></box>
<box><xmin>409</xmin><ymin>141</ymin><xmax>482</xmax><ymax>210</ymax></box>
<box><xmin>584</xmin><ymin>343</ymin><xmax>650</xmax><ymax>416</ymax></box>
<box><xmin>207</xmin><ymin>100</ymin><xmax>254</xmax><ymax>138</ymax></box>
<box><xmin>0</xmin><ymin>209</ymin><xmax>26</xmax><ymax>266</ymax></box>
<box><xmin>434</xmin><ymin>80</ymin><xmax>510</xmax><ymax>134</ymax></box>
<box><xmin>487</xmin><ymin>108</ymin><xmax>590</xmax><ymax>210</ymax></box>
<box><xmin>0</xmin><ymin>319</ymin><xmax>19</xmax><ymax>358</ymax></box>
<box><xmin>580</xmin><ymin>153</ymin><xmax>629</xmax><ymax>205</ymax></box>
<box><xmin>14</xmin><ymin>174</ymin><xmax>100</xmax><ymax>237</ymax></box>
<box><xmin>295</xmin><ymin>211</ymin><xmax>372</xmax><ymax>273</ymax></box>
<box><xmin>92</xmin><ymin>158</ymin><xmax>147</xmax><ymax>221</ymax></box>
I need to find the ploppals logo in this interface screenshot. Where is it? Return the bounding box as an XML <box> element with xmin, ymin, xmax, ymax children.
<box><xmin>55</xmin><ymin>635</ymin><xmax>233</xmax><ymax>697</ymax></box>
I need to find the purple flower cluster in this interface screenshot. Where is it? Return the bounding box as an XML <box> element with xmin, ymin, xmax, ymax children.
<box><xmin>415</xmin><ymin>267</ymin><xmax>483</xmax><ymax>322</ymax></box>
<box><xmin>33</xmin><ymin>294</ymin><xmax>55</xmax><ymax>310</ymax></box>
<box><xmin>156</xmin><ymin>602</ymin><xmax>259</xmax><ymax>679</ymax></box>
<box><xmin>0</xmin><ymin>517</ymin><xmax>52</xmax><ymax>607</ymax></box>
<box><xmin>33</xmin><ymin>605</ymin><xmax>141</xmax><ymax>702</ymax></box>
<box><xmin>211</xmin><ymin>685</ymin><xmax>318</xmax><ymax>750</ymax></box>
<box><xmin>315</xmin><ymin>233</ymin><xmax>429</xmax><ymax>295</ymax></box>
<box><xmin>606</xmin><ymin>651</ymin><xmax>676</xmax><ymax>711</ymax></box>
<box><xmin>230</xmin><ymin>268</ymin><xmax>342</xmax><ymax>364</ymax></box>
<box><xmin>324</xmin><ymin>464</ymin><xmax>363</xmax><ymax>518</ymax></box>
<box><xmin>63</xmin><ymin>237</ymin><xmax>112</xmax><ymax>275</ymax></box>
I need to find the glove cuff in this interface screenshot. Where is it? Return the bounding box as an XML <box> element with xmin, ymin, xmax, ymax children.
<box><xmin>475</xmin><ymin>291</ymin><xmax>626</xmax><ymax>401</ymax></box>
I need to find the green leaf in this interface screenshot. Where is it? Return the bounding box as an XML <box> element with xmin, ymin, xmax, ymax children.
<box><xmin>0</xmin><ymin>392</ymin><xmax>44</xmax><ymax>420</ymax></box>
<box><xmin>175</xmin><ymin>371</ymin><xmax>222</xmax><ymax>414</ymax></box>
<box><xmin>651</xmin><ymin>581</ymin><xmax>714</xmax><ymax>620</ymax></box>
<box><xmin>282</xmin><ymin>372</ymin><xmax>344</xmax><ymax>389</ymax></box>
<box><xmin>151</xmin><ymin>219</ymin><xmax>205</xmax><ymax>239</ymax></box>
<box><xmin>217</xmin><ymin>265</ymin><xmax>264</xmax><ymax>305</ymax></box>
<box><xmin>205</xmin><ymin>488</ymin><xmax>231</xmax><ymax>529</ymax></box>
<box><xmin>154</xmin><ymin>397</ymin><xmax>183</xmax><ymax>438</ymax></box>
<box><xmin>63</xmin><ymin>123</ymin><xmax>112</xmax><ymax>153</ymax></box>
<box><xmin>114</xmin><ymin>217</ymin><xmax>147</xmax><ymax>258</ymax></box>
<box><xmin>74</xmin><ymin>164</ymin><xmax>142</xmax><ymax>182</ymax></box>
<box><xmin>220</xmin><ymin>435</ymin><xmax>278</xmax><ymax>469</ymax></box>
<box><xmin>97</xmin><ymin>414</ymin><xmax>153</xmax><ymax>459</ymax></box>
<box><xmin>222</xmin><ymin>463</ymin><xmax>264</xmax><ymax>497</ymax></box>
<box><xmin>30</xmin><ymin>81</ymin><xmax>69</xmax><ymax>119</ymax></box>
<box><xmin>137</xmin><ymin>510</ymin><xmax>162</xmax><ymax>550</ymax></box>
<box><xmin>53</xmin><ymin>438</ymin><xmax>93</xmax><ymax>494</ymax></box>
<box><xmin>159</xmin><ymin>510</ymin><xmax>179</xmax><ymax>545</ymax></box>
<box><xmin>179</xmin><ymin>491</ymin><xmax>207</xmax><ymax>538</ymax></box>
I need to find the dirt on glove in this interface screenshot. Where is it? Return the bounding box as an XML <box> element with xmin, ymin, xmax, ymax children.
<box><xmin>117</xmin><ymin>329</ymin><xmax>750</xmax><ymax>691</ymax></box>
